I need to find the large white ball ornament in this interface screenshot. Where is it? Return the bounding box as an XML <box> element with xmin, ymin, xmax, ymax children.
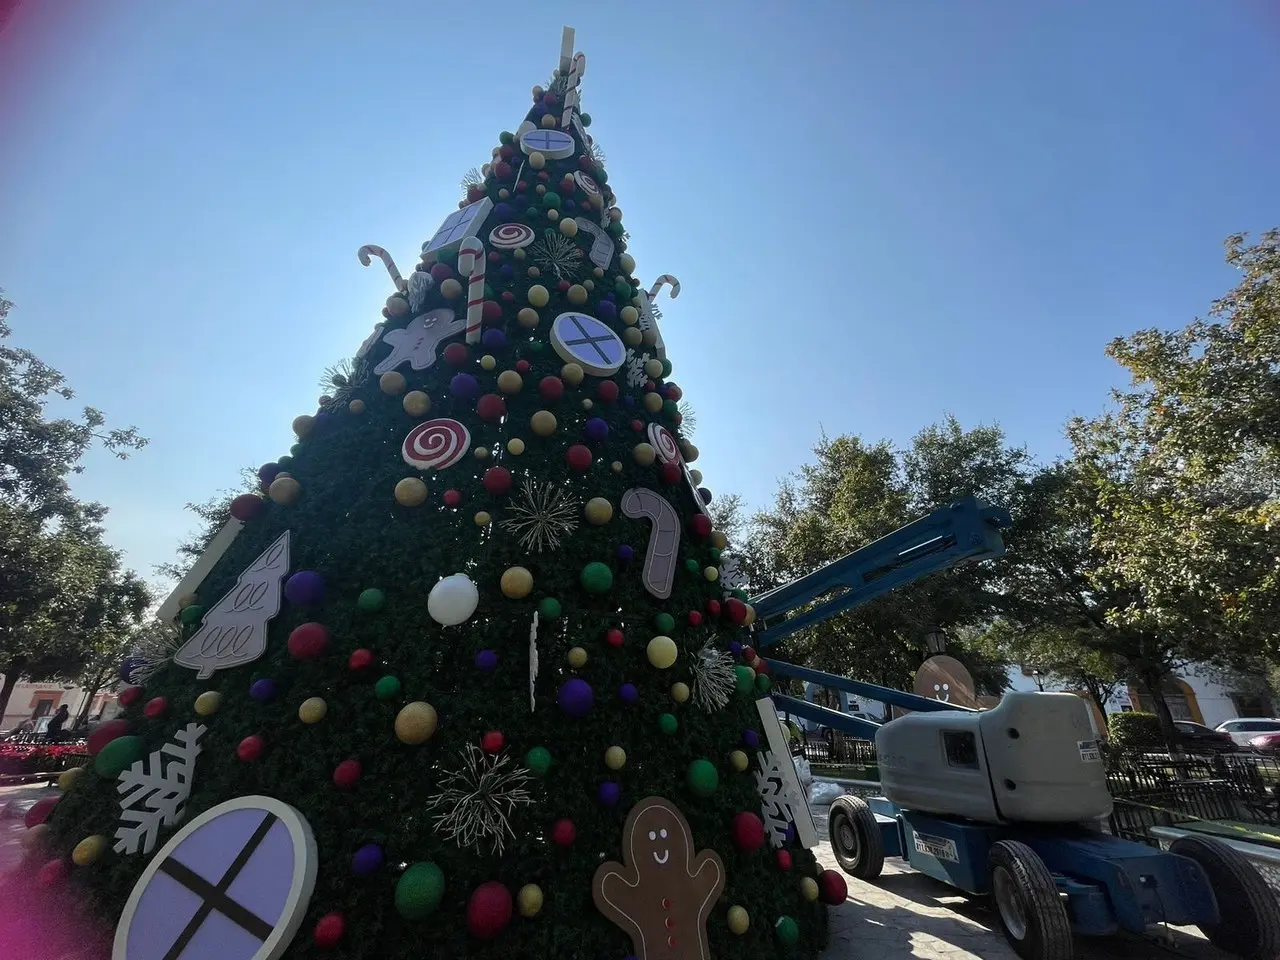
<box><xmin>427</xmin><ymin>574</ymin><xmax>480</xmax><ymax>626</ymax></box>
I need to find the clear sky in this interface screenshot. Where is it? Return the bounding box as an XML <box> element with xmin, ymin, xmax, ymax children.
<box><xmin>2</xmin><ymin>1</ymin><xmax>1278</xmax><ymax>593</ymax></box>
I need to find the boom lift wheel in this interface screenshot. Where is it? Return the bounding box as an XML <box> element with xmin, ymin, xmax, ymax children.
<box><xmin>828</xmin><ymin>795</ymin><xmax>884</xmax><ymax>880</ymax></box>
<box><xmin>1169</xmin><ymin>834</ymin><xmax>1280</xmax><ymax>960</ymax></box>
<box><xmin>988</xmin><ymin>840</ymin><xmax>1072</xmax><ymax>960</ymax></box>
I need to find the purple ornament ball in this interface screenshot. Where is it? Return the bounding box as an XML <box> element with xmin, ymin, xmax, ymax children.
<box><xmin>596</xmin><ymin>300</ymin><xmax>616</xmax><ymax>321</ymax></box>
<box><xmin>618</xmin><ymin>683</ymin><xmax>638</xmax><ymax>704</ymax></box>
<box><xmin>450</xmin><ymin>373</ymin><xmax>480</xmax><ymax>399</ymax></box>
<box><xmin>743</xmin><ymin>729</ymin><xmax>760</xmax><ymax>749</ymax></box>
<box><xmin>500</xmin><ymin>263</ymin><xmax>514</xmax><ymax>280</ymax></box>
<box><xmin>284</xmin><ymin>570</ymin><xmax>325</xmax><ymax>606</ymax></box>
<box><xmin>482</xmin><ymin>328</ymin><xmax>507</xmax><ymax>351</ymax></box>
<box><xmin>249</xmin><ymin>678</ymin><xmax>278</xmax><ymax>702</ymax></box>
<box><xmin>603</xmin><ymin>292</ymin><xmax>616</xmax><ymax>302</ymax></box>
<box><xmin>622</xmin><ymin>395</ymin><xmax>636</xmax><ymax>409</ymax></box>
<box><xmin>257</xmin><ymin>462</ymin><xmax>282</xmax><ymax>486</ymax></box>
<box><xmin>616</xmin><ymin>544</ymin><xmax>635</xmax><ymax>563</ymax></box>
<box><xmin>598</xmin><ymin>781</ymin><xmax>621</xmax><ymax>807</ymax></box>
<box><xmin>351</xmin><ymin>843</ymin><xmax>384</xmax><ymax>877</ymax></box>
<box><xmin>563</xmin><ymin>198</ymin><xmax>576</xmax><ymax>211</ymax></box>
<box><xmin>557</xmin><ymin>678</ymin><xmax>594</xmax><ymax>718</ymax></box>
<box><xmin>475</xmin><ymin>649</ymin><xmax>499</xmax><ymax>672</ymax></box>
<box><xmin>583</xmin><ymin>417</ymin><xmax>609</xmax><ymax>443</ymax></box>
<box><xmin>729</xmin><ymin>641</ymin><xmax>743</xmax><ymax>656</ymax></box>
<box><xmin>698</xmin><ymin>487</ymin><xmax>713</xmax><ymax>504</ymax></box>
<box><xmin>119</xmin><ymin>656</ymin><xmax>146</xmax><ymax>684</ymax></box>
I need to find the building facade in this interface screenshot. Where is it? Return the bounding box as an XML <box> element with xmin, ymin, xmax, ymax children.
<box><xmin>1</xmin><ymin>677</ymin><xmax>118</xmax><ymax>734</ymax></box>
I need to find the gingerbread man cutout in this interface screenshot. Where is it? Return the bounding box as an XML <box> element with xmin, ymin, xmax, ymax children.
<box><xmin>593</xmin><ymin>796</ymin><xmax>725</xmax><ymax>960</ymax></box>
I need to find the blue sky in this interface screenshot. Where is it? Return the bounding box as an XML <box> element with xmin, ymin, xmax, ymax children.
<box><xmin>2</xmin><ymin>1</ymin><xmax>1277</xmax><ymax>591</ymax></box>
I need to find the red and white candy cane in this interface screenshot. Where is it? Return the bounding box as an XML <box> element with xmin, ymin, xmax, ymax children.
<box><xmin>357</xmin><ymin>245</ymin><xmax>407</xmax><ymax>292</ymax></box>
<box><xmin>457</xmin><ymin>237</ymin><xmax>487</xmax><ymax>345</ymax></box>
<box><xmin>648</xmin><ymin>275</ymin><xmax>680</xmax><ymax>301</ymax></box>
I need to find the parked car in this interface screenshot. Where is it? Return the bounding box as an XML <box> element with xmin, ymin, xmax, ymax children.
<box><xmin>1172</xmin><ymin>720</ymin><xmax>1237</xmax><ymax>752</ymax></box>
<box><xmin>1215</xmin><ymin>717</ymin><xmax>1280</xmax><ymax>747</ymax></box>
<box><xmin>1249</xmin><ymin>731</ymin><xmax>1280</xmax><ymax>754</ymax></box>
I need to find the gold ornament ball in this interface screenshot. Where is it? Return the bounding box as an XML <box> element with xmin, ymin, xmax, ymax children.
<box><xmin>622</xmin><ymin>327</ymin><xmax>643</xmax><ymax>346</ymax></box>
<box><xmin>611</xmin><ymin>461</ymin><xmax>623</xmax><ymax>473</ymax></box>
<box><xmin>21</xmin><ymin>823</ymin><xmax>48</xmax><ymax>850</ymax></box>
<box><xmin>642</xmin><ymin>392</ymin><xmax>664</xmax><ymax>414</ymax></box>
<box><xmin>690</xmin><ymin>469</ymin><xmax>705</xmax><ymax>486</ymax></box>
<box><xmin>394</xmin><ymin>701</ymin><xmax>439</xmax><ymax>745</ymax></box>
<box><xmin>58</xmin><ymin>766</ymin><xmax>85</xmax><ymax>792</ymax></box>
<box><xmin>72</xmin><ymin>834</ymin><xmax>108</xmax><ymax>867</ymax></box>
<box><xmin>632</xmin><ymin>442</ymin><xmax>656</xmax><ymax>466</ymax></box>
<box><xmin>529</xmin><ymin>151</ymin><xmax>546</xmax><ymax>169</ymax></box>
<box><xmin>530</xmin><ymin>411</ymin><xmax>557</xmax><ymax>437</ymax></box>
<box><xmin>480</xmin><ymin>354</ymin><xmax>497</xmax><ymax>371</ymax></box>
<box><xmin>386</xmin><ymin>296</ymin><xmax>409</xmax><ymax>317</ymax></box>
<box><xmin>671</xmin><ymin>681</ymin><xmax>691</xmax><ymax>703</ymax></box>
<box><xmin>800</xmin><ymin>877</ymin><xmax>820</xmax><ymax>902</ymax></box>
<box><xmin>641</xmin><ymin>328</ymin><xmax>658</xmax><ymax>347</ymax></box>
<box><xmin>440</xmin><ymin>277</ymin><xmax>462</xmax><ymax>299</ymax></box>
<box><xmin>498</xmin><ymin>188</ymin><xmax>510</xmax><ymax>199</ymax></box>
<box><xmin>497</xmin><ymin>370</ymin><xmax>523</xmax><ymax>394</ymax></box>
<box><xmin>517</xmin><ymin>307</ymin><xmax>540</xmax><ymax>329</ymax></box>
<box><xmin>474</xmin><ymin>446</ymin><xmax>490</xmax><ymax>460</ymax></box>
<box><xmin>729</xmin><ymin>750</ymin><xmax>750</xmax><ymax>773</ymax></box>
<box><xmin>647</xmin><ymin>635</ymin><xmax>678</xmax><ymax>669</ymax></box>
<box><xmin>644</xmin><ymin>358</ymin><xmax>664</xmax><ymax>378</ymax></box>
<box><xmin>501</xmin><ymin>566</ymin><xmax>534</xmax><ymax>599</ymax></box>
<box><xmin>744</xmin><ymin>604</ymin><xmax>757</xmax><ymax>626</ymax></box>
<box><xmin>292</xmin><ymin>414</ymin><xmax>314</xmax><ymax>438</ymax></box>
<box><xmin>474</xmin><ymin>511</ymin><xmax>491</xmax><ymax>526</ymax></box>
<box><xmin>592</xmin><ymin>266</ymin><xmax>605</xmax><ymax>278</ymax></box>
<box><xmin>527</xmin><ymin>265</ymin><xmax>541</xmax><ymax>278</ymax></box>
<box><xmin>604</xmin><ymin>746</ymin><xmax>627</xmax><ymax>770</ymax></box>
<box><xmin>518</xmin><ymin>884</ymin><xmax>544</xmax><ymax>918</ymax></box>
<box><xmin>619</xmin><ymin>253</ymin><xmax>636</xmax><ymax>275</ymax></box>
<box><xmin>610</xmin><ymin>207</ymin><xmax>624</xmax><ymax>221</ymax></box>
<box><xmin>403</xmin><ymin>391</ymin><xmax>431</xmax><ymax>416</ymax></box>
<box><xmin>567</xmin><ymin>646</ymin><xmax>588</xmax><ymax>668</ymax></box>
<box><xmin>584</xmin><ymin>497</ymin><xmax>613</xmax><ymax>525</ymax></box>
<box><xmin>709</xmin><ymin>530</ymin><xmax>728</xmax><ymax>550</ymax></box>
<box><xmin>395</xmin><ymin>477</ymin><xmax>428</xmax><ymax>507</ymax></box>
<box><xmin>269</xmin><ymin>476</ymin><xmax>301</xmax><ymax>506</ymax></box>
<box><xmin>561</xmin><ymin>363</ymin><xmax>584</xmax><ymax>386</ymax></box>
<box><xmin>379</xmin><ymin>371</ymin><xmax>407</xmax><ymax>395</ymax></box>
<box><xmin>298</xmin><ymin>697</ymin><xmax>328</xmax><ymax>724</ymax></box>
<box><xmin>583</xmin><ymin>279</ymin><xmax>595</xmax><ymax>292</ymax></box>
<box><xmin>531</xmin><ymin>84</ymin><xmax>544</xmax><ymax>98</ymax></box>
<box><xmin>514</xmin><ymin>247</ymin><xmax>526</xmax><ymax>261</ymax></box>
<box><xmin>704</xmin><ymin>566</ymin><xmax>719</xmax><ymax>582</ymax></box>
<box><xmin>527</xmin><ymin>284</ymin><xmax>550</xmax><ymax>307</ymax></box>
<box><xmin>194</xmin><ymin>691</ymin><xmax>222</xmax><ymax>716</ymax></box>
<box><xmin>349</xmin><ymin>398</ymin><xmax>366</xmax><ymax>414</ymax></box>
<box><xmin>619</xmin><ymin>305</ymin><xmax>639</xmax><ymax>325</ymax></box>
<box><xmin>507</xmin><ymin>437</ymin><xmax>526</xmax><ymax>455</ymax></box>
<box><xmin>727</xmin><ymin>905</ymin><xmax>750</xmax><ymax>935</ymax></box>
<box><xmin>540</xmin><ymin>112</ymin><xmax>557</xmax><ymax>128</ymax></box>
<box><xmin>681</xmin><ymin>441</ymin><xmax>700</xmax><ymax>462</ymax></box>
<box><xmin>559</xmin><ymin>218</ymin><xmax>579</xmax><ymax>237</ymax></box>
<box><xmin>567</xmin><ymin>284</ymin><xmax>588</xmax><ymax>305</ymax></box>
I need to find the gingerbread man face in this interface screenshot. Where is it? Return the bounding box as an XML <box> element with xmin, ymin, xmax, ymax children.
<box><xmin>632</xmin><ymin>804</ymin><xmax>684</xmax><ymax>869</ymax></box>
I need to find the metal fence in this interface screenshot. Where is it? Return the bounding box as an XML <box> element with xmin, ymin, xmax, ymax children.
<box><xmin>798</xmin><ymin>732</ymin><xmax>878</xmax><ymax>767</ymax></box>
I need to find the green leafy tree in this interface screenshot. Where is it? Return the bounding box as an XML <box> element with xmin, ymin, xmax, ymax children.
<box><xmin>46</xmin><ymin>35</ymin><xmax>829</xmax><ymax>960</ymax></box>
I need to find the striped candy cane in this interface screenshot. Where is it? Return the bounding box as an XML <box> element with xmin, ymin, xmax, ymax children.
<box><xmin>649</xmin><ymin>274</ymin><xmax>681</xmax><ymax>300</ymax></box>
<box><xmin>357</xmin><ymin>245</ymin><xmax>407</xmax><ymax>291</ymax></box>
<box><xmin>458</xmin><ymin>237</ymin><xmax>486</xmax><ymax>345</ymax></box>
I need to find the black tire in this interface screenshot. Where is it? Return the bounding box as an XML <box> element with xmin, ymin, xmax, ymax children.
<box><xmin>828</xmin><ymin>795</ymin><xmax>884</xmax><ymax>880</ymax></box>
<box><xmin>988</xmin><ymin>840</ymin><xmax>1073</xmax><ymax>960</ymax></box>
<box><xmin>1170</xmin><ymin>834</ymin><xmax>1280</xmax><ymax>960</ymax></box>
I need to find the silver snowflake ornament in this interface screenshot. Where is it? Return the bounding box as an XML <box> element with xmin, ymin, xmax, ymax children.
<box><xmin>114</xmin><ymin>723</ymin><xmax>205</xmax><ymax>855</ymax></box>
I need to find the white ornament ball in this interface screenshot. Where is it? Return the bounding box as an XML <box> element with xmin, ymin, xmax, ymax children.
<box><xmin>427</xmin><ymin>574</ymin><xmax>480</xmax><ymax>626</ymax></box>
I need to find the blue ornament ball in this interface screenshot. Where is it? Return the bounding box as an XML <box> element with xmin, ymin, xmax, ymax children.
<box><xmin>284</xmin><ymin>570</ymin><xmax>325</xmax><ymax>606</ymax></box>
<box><xmin>313</xmin><ymin>410</ymin><xmax>333</xmax><ymax>430</ymax></box>
<box><xmin>743</xmin><ymin>729</ymin><xmax>760</xmax><ymax>749</ymax></box>
<box><xmin>596</xmin><ymin>300</ymin><xmax>616</xmax><ymax>321</ymax></box>
<box><xmin>493</xmin><ymin>202</ymin><xmax>518</xmax><ymax>221</ymax></box>
<box><xmin>351</xmin><ymin>843</ymin><xmax>384</xmax><ymax>877</ymax></box>
<box><xmin>729</xmin><ymin>641</ymin><xmax>743</xmax><ymax>656</ymax></box>
<box><xmin>622</xmin><ymin>395</ymin><xmax>636</xmax><ymax>409</ymax></box>
<box><xmin>619</xmin><ymin>682</ymin><xmax>638</xmax><ymax>704</ymax></box>
<box><xmin>450</xmin><ymin>373</ymin><xmax>480</xmax><ymax>399</ymax></box>
<box><xmin>598</xmin><ymin>781</ymin><xmax>621</xmax><ymax>807</ymax></box>
<box><xmin>583</xmin><ymin>417</ymin><xmax>609</xmax><ymax>443</ymax></box>
<box><xmin>257</xmin><ymin>462</ymin><xmax>281</xmax><ymax>485</ymax></box>
<box><xmin>482</xmin><ymin>328</ymin><xmax>507</xmax><ymax>351</ymax></box>
<box><xmin>119</xmin><ymin>656</ymin><xmax>146</xmax><ymax>684</ymax></box>
<box><xmin>500</xmin><ymin>263</ymin><xmax>514</xmax><ymax>280</ymax></box>
<box><xmin>617</xmin><ymin>544</ymin><xmax>635</xmax><ymax>563</ymax></box>
<box><xmin>698</xmin><ymin>488</ymin><xmax>713</xmax><ymax>504</ymax></box>
<box><xmin>249</xmin><ymin>678</ymin><xmax>278</xmax><ymax>702</ymax></box>
<box><xmin>475</xmin><ymin>649</ymin><xmax>498</xmax><ymax>672</ymax></box>
<box><xmin>557</xmin><ymin>678</ymin><xmax>594</xmax><ymax>718</ymax></box>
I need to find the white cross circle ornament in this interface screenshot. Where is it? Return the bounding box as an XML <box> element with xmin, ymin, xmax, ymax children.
<box><xmin>550</xmin><ymin>312</ymin><xmax>626</xmax><ymax>377</ymax></box>
<box><xmin>519</xmin><ymin>128</ymin><xmax>574</xmax><ymax>159</ymax></box>
<box><xmin>421</xmin><ymin>197</ymin><xmax>493</xmax><ymax>263</ymax></box>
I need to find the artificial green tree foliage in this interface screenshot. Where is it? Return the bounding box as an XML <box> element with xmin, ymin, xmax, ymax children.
<box><xmin>44</xmin><ymin>40</ymin><xmax>827</xmax><ymax>960</ymax></box>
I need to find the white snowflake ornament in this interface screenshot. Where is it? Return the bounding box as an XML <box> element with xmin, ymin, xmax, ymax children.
<box><xmin>114</xmin><ymin>723</ymin><xmax>205</xmax><ymax>855</ymax></box>
<box><xmin>625</xmin><ymin>349</ymin><xmax>651</xmax><ymax>389</ymax></box>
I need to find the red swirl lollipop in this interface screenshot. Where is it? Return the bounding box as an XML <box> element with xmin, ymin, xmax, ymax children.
<box><xmin>402</xmin><ymin>419</ymin><xmax>470</xmax><ymax>471</ymax></box>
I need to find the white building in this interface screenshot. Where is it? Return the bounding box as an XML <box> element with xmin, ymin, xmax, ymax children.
<box><xmin>1</xmin><ymin>677</ymin><xmax>118</xmax><ymax>735</ymax></box>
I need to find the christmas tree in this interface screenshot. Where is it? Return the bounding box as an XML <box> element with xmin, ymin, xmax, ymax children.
<box><xmin>32</xmin><ymin>28</ymin><xmax>838</xmax><ymax>960</ymax></box>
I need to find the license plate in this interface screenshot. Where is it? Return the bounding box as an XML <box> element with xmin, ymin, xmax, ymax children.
<box><xmin>1078</xmin><ymin>739</ymin><xmax>1101</xmax><ymax>762</ymax></box>
<box><xmin>913</xmin><ymin>833</ymin><xmax>959</xmax><ymax>863</ymax></box>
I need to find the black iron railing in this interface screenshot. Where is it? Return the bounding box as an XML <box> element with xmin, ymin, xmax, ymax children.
<box><xmin>798</xmin><ymin>732</ymin><xmax>878</xmax><ymax>767</ymax></box>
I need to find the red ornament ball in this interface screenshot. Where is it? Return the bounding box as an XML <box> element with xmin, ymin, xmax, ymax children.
<box><xmin>537</xmin><ymin>170</ymin><xmax>551</xmax><ymax>182</ymax></box>
<box><xmin>333</xmin><ymin>759</ymin><xmax>362</xmax><ymax>790</ymax></box>
<box><xmin>539</xmin><ymin>376</ymin><xmax>565</xmax><ymax>401</ymax></box>
<box><xmin>689</xmin><ymin>513</ymin><xmax>713</xmax><ymax>538</ymax></box>
<box><xmin>443</xmin><ymin>489</ymin><xmax>463</xmax><ymax>508</ymax></box>
<box><xmin>557</xmin><ymin>279</ymin><xmax>571</xmax><ymax>293</ymax></box>
<box><xmin>776</xmin><ymin>849</ymin><xmax>793</xmax><ymax>872</ymax></box>
<box><xmin>565</xmin><ymin>444</ymin><xmax>593</xmax><ymax>472</ymax></box>
<box><xmin>596</xmin><ymin>380</ymin><xmax>619</xmax><ymax>402</ymax></box>
<box><xmin>659</xmin><ymin>461</ymin><xmax>682</xmax><ymax>485</ymax></box>
<box><xmin>24</xmin><ymin>795</ymin><xmax>60</xmax><ymax>829</ymax></box>
<box><xmin>118</xmin><ymin>685</ymin><xmax>143</xmax><ymax>708</ymax></box>
<box><xmin>606</xmin><ymin>628</ymin><xmax>625</xmax><ymax>648</ymax></box>
<box><xmin>483</xmin><ymin>466</ymin><xmax>513</xmax><ymax>495</ymax></box>
<box><xmin>579</xmin><ymin>155</ymin><xmax>594</xmax><ymax>171</ymax></box>
<box><xmin>666</xmin><ymin>383</ymin><xmax>683</xmax><ymax>401</ymax></box>
<box><xmin>229</xmin><ymin>493</ymin><xmax>265</xmax><ymax>521</ymax></box>
<box><xmin>237</xmin><ymin>735</ymin><xmax>265</xmax><ymax>762</ymax></box>
<box><xmin>687</xmin><ymin>610</ymin><xmax>703</xmax><ymax>627</ymax></box>
<box><xmin>38</xmin><ymin>859</ymin><xmax>69</xmax><ymax>887</ymax></box>
<box><xmin>818</xmin><ymin>869</ymin><xmax>849</xmax><ymax>905</ymax></box>
<box><xmin>487</xmin><ymin>251</ymin><xmax>501</xmax><ymax>263</ymax></box>
<box><xmin>725</xmin><ymin>598</ymin><xmax>748</xmax><ymax>625</ymax></box>
<box><xmin>429</xmin><ymin>263</ymin><xmax>454</xmax><ymax>282</ymax></box>
<box><xmin>288</xmin><ymin>622</ymin><xmax>330</xmax><ymax>660</ymax></box>
<box><xmin>314</xmin><ymin>912</ymin><xmax>346</xmax><ymax>949</ymax></box>
<box><xmin>551</xmin><ymin>818</ymin><xmax>576</xmax><ymax>848</ymax></box>
<box><xmin>476</xmin><ymin>393</ymin><xmax>507</xmax><ymax>422</ymax></box>
<box><xmin>444</xmin><ymin>342</ymin><xmax>470</xmax><ymax>367</ymax></box>
<box><xmin>515</xmin><ymin>180</ymin><xmax>528</xmax><ymax>193</ymax></box>
<box><xmin>731</xmin><ymin>811</ymin><xmax>765</xmax><ymax>852</ymax></box>
<box><xmin>630</xmin><ymin>419</ymin><xmax>644</xmax><ymax>433</ymax></box>
<box><xmin>643</xmin><ymin>381</ymin><xmax>656</xmax><ymax>393</ymax></box>
<box><xmin>467</xmin><ymin>881</ymin><xmax>513</xmax><ymax>941</ymax></box>
<box><xmin>494</xmin><ymin>161</ymin><xmax>512</xmax><ymax>178</ymax></box>
<box><xmin>706</xmin><ymin>599</ymin><xmax>721</xmax><ymax>618</ymax></box>
<box><xmin>481</xmin><ymin>730</ymin><xmax>505</xmax><ymax>754</ymax></box>
<box><xmin>751</xmin><ymin>657</ymin><xmax>766</xmax><ymax>673</ymax></box>
<box><xmin>481</xmin><ymin>300</ymin><xmax>503</xmax><ymax>323</ymax></box>
<box><xmin>466</xmin><ymin>185</ymin><xmax>486</xmax><ymax>203</ymax></box>
<box><xmin>348</xmin><ymin>648</ymin><xmax>375</xmax><ymax>671</ymax></box>
<box><xmin>742</xmin><ymin>646</ymin><xmax>757</xmax><ymax>663</ymax></box>
<box><xmin>143</xmin><ymin>696</ymin><xmax>169</xmax><ymax>719</ymax></box>
<box><xmin>501</xmin><ymin>291</ymin><xmax>515</xmax><ymax>303</ymax></box>
<box><xmin>542</xmin><ymin>93</ymin><xmax>558</xmax><ymax>108</ymax></box>
<box><xmin>515</xmin><ymin>359</ymin><xmax>531</xmax><ymax>373</ymax></box>
<box><xmin>500</xmin><ymin>144</ymin><xmax>515</xmax><ymax>160</ymax></box>
<box><xmin>87</xmin><ymin>719</ymin><xmax>131</xmax><ymax>756</ymax></box>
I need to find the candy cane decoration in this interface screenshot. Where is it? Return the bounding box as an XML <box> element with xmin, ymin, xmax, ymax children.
<box><xmin>649</xmin><ymin>275</ymin><xmax>680</xmax><ymax>301</ymax></box>
<box><xmin>357</xmin><ymin>245</ymin><xmax>407</xmax><ymax>292</ymax></box>
<box><xmin>621</xmin><ymin>488</ymin><xmax>681</xmax><ymax>600</ymax></box>
<box><xmin>457</xmin><ymin>237</ymin><xmax>486</xmax><ymax>345</ymax></box>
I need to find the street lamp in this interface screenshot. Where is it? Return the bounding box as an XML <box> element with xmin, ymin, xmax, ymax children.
<box><xmin>924</xmin><ymin>628</ymin><xmax>947</xmax><ymax>655</ymax></box>
<box><xmin>1031</xmin><ymin>669</ymin><xmax>1045</xmax><ymax>692</ymax></box>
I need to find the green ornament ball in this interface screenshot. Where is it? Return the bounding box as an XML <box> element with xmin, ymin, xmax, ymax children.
<box><xmin>525</xmin><ymin>746</ymin><xmax>553</xmax><ymax>776</ymax></box>
<box><xmin>606</xmin><ymin>220</ymin><xmax>625</xmax><ymax>238</ymax></box>
<box><xmin>179</xmin><ymin>604</ymin><xmax>205</xmax><ymax>626</ymax></box>
<box><xmin>775</xmin><ymin>916</ymin><xmax>800</xmax><ymax>945</ymax></box>
<box><xmin>357</xmin><ymin>588</ymin><xmax>385</xmax><ymax>612</ymax></box>
<box><xmin>542</xmin><ymin>191</ymin><xmax>561</xmax><ymax>209</ymax></box>
<box><xmin>684</xmin><ymin>558</ymin><xmax>700</xmax><ymax>574</ymax></box>
<box><xmin>686</xmin><ymin>758</ymin><xmax>719</xmax><ymax>797</ymax></box>
<box><xmin>653</xmin><ymin>612</ymin><xmax>676</xmax><ymax>634</ymax></box>
<box><xmin>579</xmin><ymin>112</ymin><xmax>591</xmax><ymax>127</ymax></box>
<box><xmin>580</xmin><ymin>562</ymin><xmax>613</xmax><ymax>594</ymax></box>
<box><xmin>660</xmin><ymin>358</ymin><xmax>673</xmax><ymax>378</ymax></box>
<box><xmin>732</xmin><ymin>588</ymin><xmax>749</xmax><ymax>601</ymax></box>
<box><xmin>526</xmin><ymin>339</ymin><xmax>545</xmax><ymax>353</ymax></box>
<box><xmin>396</xmin><ymin>862</ymin><xmax>445</xmax><ymax>920</ymax></box>
<box><xmin>290</xmin><ymin>443</ymin><xmax>303</xmax><ymax>457</ymax></box>
<box><xmin>663</xmin><ymin>399</ymin><xmax>680</xmax><ymax>419</ymax></box>
<box><xmin>276</xmin><ymin>455</ymin><xmax>293</xmax><ymax>468</ymax></box>
<box><xmin>709</xmin><ymin>547</ymin><xmax>722</xmax><ymax>561</ymax></box>
<box><xmin>375</xmin><ymin>675</ymin><xmax>402</xmax><ymax>701</ymax></box>
<box><xmin>500</xmin><ymin>130</ymin><xmax>515</xmax><ymax>144</ymax></box>
<box><xmin>755</xmin><ymin>673</ymin><xmax>772</xmax><ymax>694</ymax></box>
<box><xmin>734</xmin><ymin>665</ymin><xmax>756</xmax><ymax>696</ymax></box>
<box><xmin>614</xmin><ymin>278</ymin><xmax>633</xmax><ymax>298</ymax></box>
<box><xmin>659</xmin><ymin>713</ymin><xmax>678</xmax><ymax>735</ymax></box>
<box><xmin>94</xmin><ymin>735</ymin><xmax>144</xmax><ymax>777</ymax></box>
<box><xmin>483</xmin><ymin>282</ymin><xmax>496</xmax><ymax>299</ymax></box>
<box><xmin>538</xmin><ymin>597</ymin><xmax>562</xmax><ymax>619</ymax></box>
<box><xmin>526</xmin><ymin>206</ymin><xmax>541</xmax><ymax>219</ymax></box>
<box><xmin>594</xmin><ymin>166</ymin><xmax>607</xmax><ymax>184</ymax></box>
